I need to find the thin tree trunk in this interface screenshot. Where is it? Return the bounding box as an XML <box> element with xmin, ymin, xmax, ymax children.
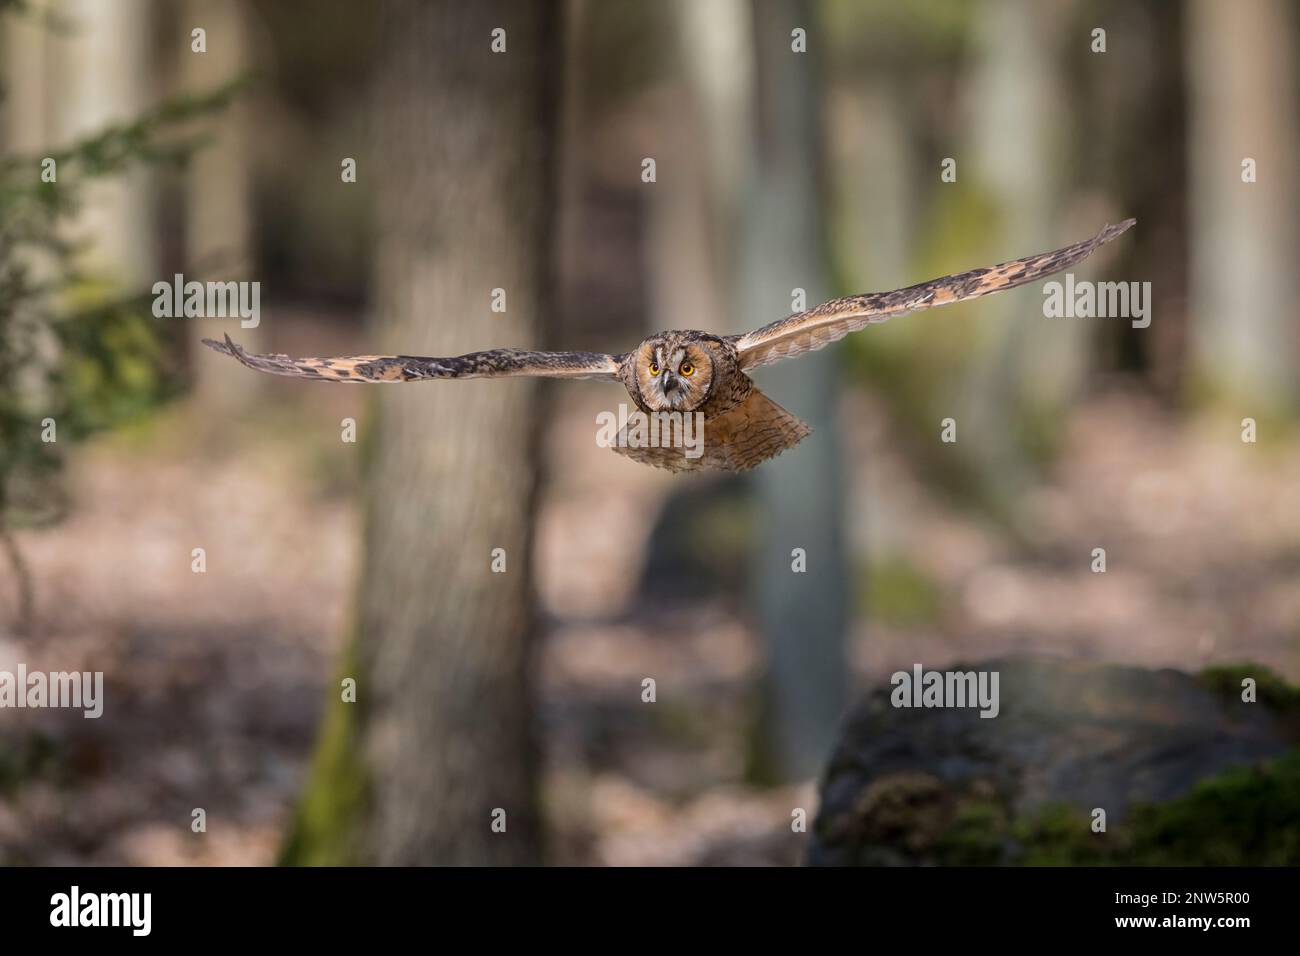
<box><xmin>1186</xmin><ymin>0</ymin><xmax>1300</xmax><ymax>411</ymax></box>
<box><xmin>53</xmin><ymin>0</ymin><xmax>156</xmax><ymax>286</ymax></box>
<box><xmin>958</xmin><ymin>0</ymin><xmax>1073</xmax><ymax>508</ymax></box>
<box><xmin>284</xmin><ymin>0</ymin><xmax>559</xmax><ymax>866</ymax></box>
<box><xmin>180</xmin><ymin>0</ymin><xmax>262</xmax><ymax>403</ymax></box>
<box><xmin>738</xmin><ymin>0</ymin><xmax>848</xmax><ymax>782</ymax></box>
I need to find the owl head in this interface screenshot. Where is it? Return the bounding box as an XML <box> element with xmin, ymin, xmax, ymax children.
<box><xmin>632</xmin><ymin>332</ymin><xmax>724</xmax><ymax>412</ymax></box>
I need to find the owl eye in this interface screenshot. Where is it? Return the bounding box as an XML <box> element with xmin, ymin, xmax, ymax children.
<box><xmin>679</xmin><ymin>362</ymin><xmax>695</xmax><ymax>377</ymax></box>
<box><xmin>648</xmin><ymin>362</ymin><xmax>660</xmax><ymax>376</ymax></box>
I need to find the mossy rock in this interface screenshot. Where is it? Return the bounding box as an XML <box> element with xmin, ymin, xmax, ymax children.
<box><xmin>811</xmin><ymin>656</ymin><xmax>1300</xmax><ymax>865</ymax></box>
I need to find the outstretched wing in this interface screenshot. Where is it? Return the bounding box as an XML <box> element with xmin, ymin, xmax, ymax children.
<box><xmin>201</xmin><ymin>334</ymin><xmax>622</xmax><ymax>382</ymax></box>
<box><xmin>730</xmin><ymin>219</ymin><xmax>1135</xmax><ymax>371</ymax></box>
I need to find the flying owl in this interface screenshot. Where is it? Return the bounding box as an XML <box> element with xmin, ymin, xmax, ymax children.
<box><xmin>204</xmin><ymin>219</ymin><xmax>1134</xmax><ymax>473</ymax></box>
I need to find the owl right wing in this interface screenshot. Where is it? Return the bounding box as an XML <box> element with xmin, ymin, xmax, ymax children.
<box><xmin>202</xmin><ymin>334</ymin><xmax>623</xmax><ymax>382</ymax></box>
<box><xmin>730</xmin><ymin>219</ymin><xmax>1135</xmax><ymax>371</ymax></box>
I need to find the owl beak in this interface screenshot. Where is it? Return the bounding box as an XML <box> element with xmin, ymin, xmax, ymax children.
<box><xmin>661</xmin><ymin>370</ymin><xmax>678</xmax><ymax>393</ymax></box>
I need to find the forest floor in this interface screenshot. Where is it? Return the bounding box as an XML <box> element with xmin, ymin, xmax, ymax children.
<box><xmin>2</xmin><ymin>369</ymin><xmax>1297</xmax><ymax>865</ymax></box>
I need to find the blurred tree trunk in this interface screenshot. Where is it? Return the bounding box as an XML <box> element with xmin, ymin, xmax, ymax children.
<box><xmin>957</xmin><ymin>0</ymin><xmax>1073</xmax><ymax>510</ymax></box>
<box><xmin>1187</xmin><ymin>0</ymin><xmax>1299</xmax><ymax>411</ymax></box>
<box><xmin>179</xmin><ymin>0</ymin><xmax>262</xmax><ymax>404</ymax></box>
<box><xmin>2</xmin><ymin>2</ymin><xmax>54</xmax><ymax>156</ymax></box>
<box><xmin>284</xmin><ymin>0</ymin><xmax>559</xmax><ymax>865</ymax></box>
<box><xmin>1</xmin><ymin>0</ymin><xmax>154</xmax><ymax>629</ymax></box>
<box><xmin>52</xmin><ymin>0</ymin><xmax>156</xmax><ymax>286</ymax></box>
<box><xmin>661</xmin><ymin>0</ymin><xmax>749</xmax><ymax>334</ymax></box>
<box><xmin>736</xmin><ymin>0</ymin><xmax>848</xmax><ymax>782</ymax></box>
<box><xmin>3</xmin><ymin>0</ymin><xmax>156</xmax><ymax>340</ymax></box>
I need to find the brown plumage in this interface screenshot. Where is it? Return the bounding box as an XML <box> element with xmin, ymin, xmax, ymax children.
<box><xmin>203</xmin><ymin>219</ymin><xmax>1134</xmax><ymax>472</ymax></box>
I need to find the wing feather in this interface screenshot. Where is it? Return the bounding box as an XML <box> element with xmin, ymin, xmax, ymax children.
<box><xmin>201</xmin><ymin>334</ymin><xmax>622</xmax><ymax>382</ymax></box>
<box><xmin>731</xmin><ymin>219</ymin><xmax>1135</xmax><ymax>370</ymax></box>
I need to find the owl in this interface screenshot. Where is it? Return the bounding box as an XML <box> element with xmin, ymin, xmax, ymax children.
<box><xmin>204</xmin><ymin>219</ymin><xmax>1133</xmax><ymax>472</ymax></box>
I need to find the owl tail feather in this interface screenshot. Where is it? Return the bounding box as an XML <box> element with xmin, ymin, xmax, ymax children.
<box><xmin>612</xmin><ymin>387</ymin><xmax>811</xmax><ymax>473</ymax></box>
<box><xmin>706</xmin><ymin>388</ymin><xmax>812</xmax><ymax>472</ymax></box>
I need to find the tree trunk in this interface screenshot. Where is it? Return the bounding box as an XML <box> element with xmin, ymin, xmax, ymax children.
<box><xmin>53</xmin><ymin>0</ymin><xmax>156</xmax><ymax>286</ymax></box>
<box><xmin>958</xmin><ymin>0</ymin><xmax>1073</xmax><ymax>509</ymax></box>
<box><xmin>1186</xmin><ymin>0</ymin><xmax>1300</xmax><ymax>411</ymax></box>
<box><xmin>738</xmin><ymin>0</ymin><xmax>848</xmax><ymax>782</ymax></box>
<box><xmin>179</xmin><ymin>0</ymin><xmax>262</xmax><ymax>404</ymax></box>
<box><xmin>284</xmin><ymin>0</ymin><xmax>560</xmax><ymax>866</ymax></box>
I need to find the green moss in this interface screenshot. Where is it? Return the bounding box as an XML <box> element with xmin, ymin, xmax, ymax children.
<box><xmin>279</xmin><ymin>399</ymin><xmax>381</xmax><ymax>867</ymax></box>
<box><xmin>1014</xmin><ymin>668</ymin><xmax>1300</xmax><ymax>864</ymax></box>
<box><xmin>934</xmin><ymin>796</ymin><xmax>1010</xmax><ymax>865</ymax></box>
<box><xmin>1013</xmin><ymin>803</ymin><xmax>1113</xmax><ymax>866</ymax></box>
<box><xmin>929</xmin><ymin>750</ymin><xmax>1300</xmax><ymax>866</ymax></box>
<box><xmin>1123</xmin><ymin>752</ymin><xmax>1300</xmax><ymax>865</ymax></box>
<box><xmin>278</xmin><ymin>633</ymin><xmax>370</xmax><ymax>866</ymax></box>
<box><xmin>827</xmin><ymin>667</ymin><xmax>1300</xmax><ymax>865</ymax></box>
<box><xmin>1197</xmin><ymin>663</ymin><xmax>1300</xmax><ymax>712</ymax></box>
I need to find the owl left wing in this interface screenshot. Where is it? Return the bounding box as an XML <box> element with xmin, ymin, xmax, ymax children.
<box><xmin>202</xmin><ymin>334</ymin><xmax>622</xmax><ymax>382</ymax></box>
<box><xmin>730</xmin><ymin>219</ymin><xmax>1135</xmax><ymax>371</ymax></box>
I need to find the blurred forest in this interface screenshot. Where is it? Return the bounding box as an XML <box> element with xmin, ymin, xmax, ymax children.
<box><xmin>1</xmin><ymin>0</ymin><xmax>1299</xmax><ymax>866</ymax></box>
